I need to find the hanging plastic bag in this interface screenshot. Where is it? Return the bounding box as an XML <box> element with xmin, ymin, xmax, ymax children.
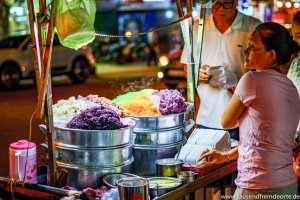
<box><xmin>207</xmin><ymin>66</ymin><xmax>238</xmax><ymax>89</ymax></box>
<box><xmin>55</xmin><ymin>0</ymin><xmax>96</xmax><ymax>49</ymax></box>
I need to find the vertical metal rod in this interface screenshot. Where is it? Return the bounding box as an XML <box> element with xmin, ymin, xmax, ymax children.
<box><xmin>27</xmin><ymin>0</ymin><xmax>56</xmax><ymax>186</ymax></box>
<box><xmin>27</xmin><ymin>0</ymin><xmax>41</xmax><ymax>87</ymax></box>
<box><xmin>39</xmin><ymin>0</ymin><xmax>46</xmax><ymax>14</ymax></box>
<box><xmin>186</xmin><ymin>0</ymin><xmax>192</xmax><ymax>16</ymax></box>
<box><xmin>195</xmin><ymin>8</ymin><xmax>206</xmax><ymax>88</ymax></box>
<box><xmin>175</xmin><ymin>0</ymin><xmax>184</xmax><ymax>18</ymax></box>
<box><xmin>180</xmin><ymin>0</ymin><xmax>195</xmax><ymax>132</ymax></box>
<box><xmin>42</xmin><ymin>0</ymin><xmax>56</xmax><ymax>187</ymax></box>
<box><xmin>35</xmin><ymin>0</ymin><xmax>47</xmax><ymax>119</ymax></box>
<box><xmin>45</xmin><ymin>81</ymin><xmax>55</xmax><ymax>187</ymax></box>
<box><xmin>186</xmin><ymin>0</ymin><xmax>195</xmax><ymax>125</ymax></box>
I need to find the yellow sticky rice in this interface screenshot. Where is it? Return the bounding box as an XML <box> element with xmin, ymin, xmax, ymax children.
<box><xmin>119</xmin><ymin>94</ymin><xmax>161</xmax><ymax>116</ymax></box>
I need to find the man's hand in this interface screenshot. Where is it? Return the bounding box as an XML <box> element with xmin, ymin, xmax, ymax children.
<box><xmin>184</xmin><ymin>64</ymin><xmax>188</xmax><ymax>79</ymax></box>
<box><xmin>199</xmin><ymin>65</ymin><xmax>212</xmax><ymax>83</ymax></box>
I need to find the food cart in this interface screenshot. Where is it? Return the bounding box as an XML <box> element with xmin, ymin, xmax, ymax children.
<box><xmin>0</xmin><ymin>0</ymin><xmax>237</xmax><ymax>199</ymax></box>
<box><xmin>0</xmin><ymin>162</ymin><xmax>237</xmax><ymax>199</ymax></box>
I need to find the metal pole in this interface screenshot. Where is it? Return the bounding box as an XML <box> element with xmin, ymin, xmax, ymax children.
<box><xmin>27</xmin><ymin>0</ymin><xmax>42</xmax><ymax>87</ymax></box>
<box><xmin>26</xmin><ymin>0</ymin><xmax>56</xmax><ymax>186</ymax></box>
<box><xmin>179</xmin><ymin>1</ymin><xmax>207</xmax><ymax>134</ymax></box>
<box><xmin>42</xmin><ymin>0</ymin><xmax>56</xmax><ymax>187</ymax></box>
<box><xmin>35</xmin><ymin>0</ymin><xmax>47</xmax><ymax>119</ymax></box>
<box><xmin>175</xmin><ymin>0</ymin><xmax>184</xmax><ymax>18</ymax></box>
<box><xmin>195</xmin><ymin>7</ymin><xmax>206</xmax><ymax>88</ymax></box>
<box><xmin>185</xmin><ymin>0</ymin><xmax>196</xmax><ymax>128</ymax></box>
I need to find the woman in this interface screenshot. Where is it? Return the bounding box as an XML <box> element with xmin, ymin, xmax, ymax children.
<box><xmin>288</xmin><ymin>10</ymin><xmax>300</xmax><ymax>184</ymax></box>
<box><xmin>199</xmin><ymin>22</ymin><xmax>300</xmax><ymax>199</ymax></box>
<box><xmin>288</xmin><ymin>11</ymin><xmax>300</xmax><ymax>131</ymax></box>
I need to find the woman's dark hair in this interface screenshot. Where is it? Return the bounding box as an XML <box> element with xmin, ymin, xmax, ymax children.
<box><xmin>254</xmin><ymin>22</ymin><xmax>299</xmax><ymax>65</ymax></box>
<box><xmin>293</xmin><ymin>11</ymin><xmax>300</xmax><ymax>25</ymax></box>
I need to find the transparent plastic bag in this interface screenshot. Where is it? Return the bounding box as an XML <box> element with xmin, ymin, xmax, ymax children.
<box><xmin>209</xmin><ymin>66</ymin><xmax>238</xmax><ymax>89</ymax></box>
<box><xmin>55</xmin><ymin>0</ymin><xmax>96</xmax><ymax>49</ymax></box>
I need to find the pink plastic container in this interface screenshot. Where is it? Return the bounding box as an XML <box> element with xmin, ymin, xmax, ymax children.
<box><xmin>9</xmin><ymin>140</ymin><xmax>37</xmax><ymax>183</ymax></box>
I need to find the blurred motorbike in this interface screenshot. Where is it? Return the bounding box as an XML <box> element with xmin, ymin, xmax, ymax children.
<box><xmin>107</xmin><ymin>38</ymin><xmax>147</xmax><ymax>64</ymax></box>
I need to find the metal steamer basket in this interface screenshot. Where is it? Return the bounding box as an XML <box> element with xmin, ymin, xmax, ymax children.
<box><xmin>132</xmin><ymin>112</ymin><xmax>186</xmax><ymax>176</ymax></box>
<box><xmin>133</xmin><ymin>112</ymin><xmax>185</xmax><ymax>132</ymax></box>
<box><xmin>53</xmin><ymin>119</ymin><xmax>135</xmax><ymax>189</ymax></box>
<box><xmin>56</xmin><ymin>159</ymin><xmax>133</xmax><ymax>189</ymax></box>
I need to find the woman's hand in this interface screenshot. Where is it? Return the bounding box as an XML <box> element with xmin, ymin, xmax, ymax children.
<box><xmin>199</xmin><ymin>65</ymin><xmax>212</xmax><ymax>83</ymax></box>
<box><xmin>198</xmin><ymin>149</ymin><xmax>228</xmax><ymax>165</ymax></box>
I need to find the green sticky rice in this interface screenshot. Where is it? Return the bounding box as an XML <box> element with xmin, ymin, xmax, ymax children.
<box><xmin>113</xmin><ymin>89</ymin><xmax>155</xmax><ymax>103</ymax></box>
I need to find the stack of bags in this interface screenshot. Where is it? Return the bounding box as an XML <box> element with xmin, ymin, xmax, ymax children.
<box><xmin>176</xmin><ymin>129</ymin><xmax>231</xmax><ymax>166</ymax></box>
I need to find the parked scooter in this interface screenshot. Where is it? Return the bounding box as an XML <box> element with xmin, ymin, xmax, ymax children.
<box><xmin>90</xmin><ymin>37</ymin><xmax>116</xmax><ymax>63</ymax></box>
<box><xmin>107</xmin><ymin>38</ymin><xmax>147</xmax><ymax>64</ymax></box>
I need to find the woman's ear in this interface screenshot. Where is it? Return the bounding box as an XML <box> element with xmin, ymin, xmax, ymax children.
<box><xmin>268</xmin><ymin>49</ymin><xmax>277</xmax><ymax>64</ymax></box>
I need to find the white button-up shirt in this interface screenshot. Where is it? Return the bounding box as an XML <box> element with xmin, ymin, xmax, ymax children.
<box><xmin>181</xmin><ymin>11</ymin><xmax>261</xmax><ymax>129</ymax></box>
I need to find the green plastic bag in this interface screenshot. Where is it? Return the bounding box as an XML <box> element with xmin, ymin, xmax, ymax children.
<box><xmin>55</xmin><ymin>0</ymin><xmax>96</xmax><ymax>49</ymax></box>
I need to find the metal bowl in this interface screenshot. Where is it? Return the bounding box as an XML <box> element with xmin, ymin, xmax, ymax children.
<box><xmin>133</xmin><ymin>112</ymin><xmax>185</xmax><ymax>132</ymax></box>
<box><xmin>156</xmin><ymin>158</ymin><xmax>184</xmax><ymax>177</ymax></box>
<box><xmin>177</xmin><ymin>171</ymin><xmax>199</xmax><ymax>183</ymax></box>
<box><xmin>53</xmin><ymin>119</ymin><xmax>136</xmax><ymax>148</ymax></box>
<box><xmin>148</xmin><ymin>177</ymin><xmax>182</xmax><ymax>199</ymax></box>
<box><xmin>103</xmin><ymin>173</ymin><xmax>139</xmax><ymax>188</ymax></box>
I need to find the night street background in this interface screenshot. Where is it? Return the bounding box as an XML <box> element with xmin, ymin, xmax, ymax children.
<box><xmin>0</xmin><ymin>62</ymin><xmax>165</xmax><ymax>177</ymax></box>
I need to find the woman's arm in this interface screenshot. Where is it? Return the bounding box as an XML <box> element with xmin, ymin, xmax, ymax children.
<box><xmin>221</xmin><ymin>94</ymin><xmax>247</xmax><ymax>129</ymax></box>
<box><xmin>198</xmin><ymin>146</ymin><xmax>239</xmax><ymax>165</ymax></box>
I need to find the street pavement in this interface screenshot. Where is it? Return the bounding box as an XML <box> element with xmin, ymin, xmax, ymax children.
<box><xmin>19</xmin><ymin>61</ymin><xmax>160</xmax><ymax>86</ymax></box>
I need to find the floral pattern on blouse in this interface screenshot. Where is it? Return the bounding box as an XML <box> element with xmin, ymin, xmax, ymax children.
<box><xmin>287</xmin><ymin>57</ymin><xmax>300</xmax><ymax>89</ymax></box>
<box><xmin>287</xmin><ymin>56</ymin><xmax>300</xmax><ymax>132</ymax></box>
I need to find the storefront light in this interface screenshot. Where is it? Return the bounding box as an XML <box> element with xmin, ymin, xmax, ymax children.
<box><xmin>125</xmin><ymin>31</ymin><xmax>132</xmax><ymax>38</ymax></box>
<box><xmin>159</xmin><ymin>56</ymin><xmax>169</xmax><ymax>67</ymax></box>
<box><xmin>157</xmin><ymin>71</ymin><xmax>164</xmax><ymax>79</ymax></box>
<box><xmin>294</xmin><ymin>2</ymin><xmax>300</xmax><ymax>8</ymax></box>
<box><xmin>166</xmin><ymin>10</ymin><xmax>174</xmax><ymax>18</ymax></box>
<box><xmin>285</xmin><ymin>1</ymin><xmax>292</xmax><ymax>7</ymax></box>
<box><xmin>10</xmin><ymin>7</ymin><xmax>24</xmax><ymax>16</ymax></box>
<box><xmin>276</xmin><ymin>1</ymin><xmax>283</xmax><ymax>7</ymax></box>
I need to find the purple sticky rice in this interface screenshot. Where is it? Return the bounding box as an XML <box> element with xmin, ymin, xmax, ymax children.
<box><xmin>152</xmin><ymin>89</ymin><xmax>188</xmax><ymax>115</ymax></box>
<box><xmin>66</xmin><ymin>106</ymin><xmax>128</xmax><ymax>130</ymax></box>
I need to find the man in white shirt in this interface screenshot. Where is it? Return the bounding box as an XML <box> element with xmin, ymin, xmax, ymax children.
<box><xmin>181</xmin><ymin>0</ymin><xmax>261</xmax><ymax>140</ymax></box>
